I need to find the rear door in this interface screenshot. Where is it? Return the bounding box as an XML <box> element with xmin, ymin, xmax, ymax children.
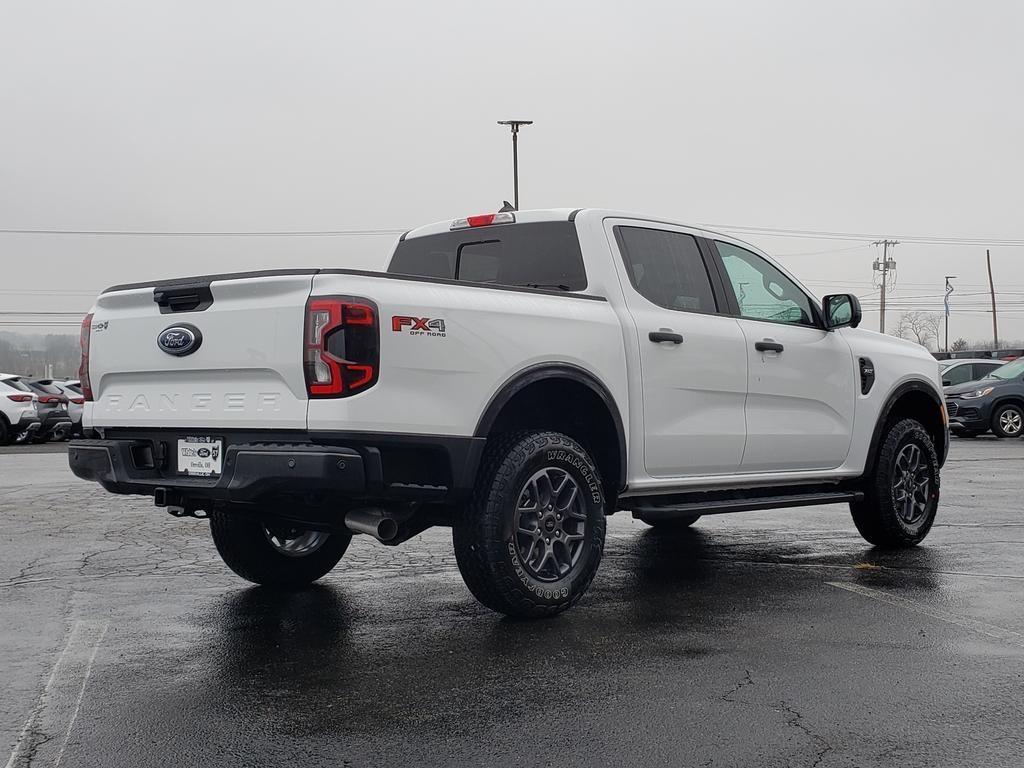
<box><xmin>87</xmin><ymin>272</ymin><xmax>316</xmax><ymax>430</ymax></box>
<box><xmin>711</xmin><ymin>240</ymin><xmax>855</xmax><ymax>472</ymax></box>
<box><xmin>607</xmin><ymin>221</ymin><xmax>747</xmax><ymax>477</ymax></box>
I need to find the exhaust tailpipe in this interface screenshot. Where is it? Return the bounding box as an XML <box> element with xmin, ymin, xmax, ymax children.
<box><xmin>344</xmin><ymin>509</ymin><xmax>399</xmax><ymax>542</ymax></box>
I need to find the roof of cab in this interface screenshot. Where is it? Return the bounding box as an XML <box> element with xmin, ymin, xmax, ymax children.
<box><xmin>400</xmin><ymin>208</ymin><xmax>581</xmax><ymax>240</ymax></box>
<box><xmin>400</xmin><ymin>207</ymin><xmax>755</xmax><ymax>249</ymax></box>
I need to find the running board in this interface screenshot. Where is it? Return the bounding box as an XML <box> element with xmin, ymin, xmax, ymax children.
<box><xmin>630</xmin><ymin>490</ymin><xmax>863</xmax><ymax>520</ymax></box>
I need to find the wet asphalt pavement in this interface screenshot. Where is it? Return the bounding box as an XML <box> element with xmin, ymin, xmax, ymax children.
<box><xmin>1</xmin><ymin>439</ymin><xmax>1022</xmax><ymax>767</ymax></box>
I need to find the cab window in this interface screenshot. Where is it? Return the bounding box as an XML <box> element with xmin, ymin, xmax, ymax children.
<box><xmin>716</xmin><ymin>241</ymin><xmax>816</xmax><ymax>327</ymax></box>
<box><xmin>614</xmin><ymin>227</ymin><xmax>718</xmax><ymax>313</ymax></box>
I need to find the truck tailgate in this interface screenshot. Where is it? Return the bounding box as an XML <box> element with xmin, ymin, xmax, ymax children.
<box><xmin>87</xmin><ymin>273</ymin><xmax>314</xmax><ymax>430</ymax></box>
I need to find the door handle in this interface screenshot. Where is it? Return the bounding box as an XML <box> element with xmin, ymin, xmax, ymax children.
<box><xmin>755</xmin><ymin>340</ymin><xmax>784</xmax><ymax>353</ymax></box>
<box><xmin>649</xmin><ymin>330</ymin><xmax>684</xmax><ymax>344</ymax></box>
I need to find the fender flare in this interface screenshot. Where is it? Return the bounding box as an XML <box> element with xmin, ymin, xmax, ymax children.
<box><xmin>474</xmin><ymin>362</ymin><xmax>627</xmax><ymax>491</ymax></box>
<box><xmin>864</xmin><ymin>379</ymin><xmax>947</xmax><ymax>474</ymax></box>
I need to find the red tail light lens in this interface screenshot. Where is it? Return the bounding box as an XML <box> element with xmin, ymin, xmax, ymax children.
<box><xmin>6</xmin><ymin>394</ymin><xmax>33</xmax><ymax>403</ymax></box>
<box><xmin>70</xmin><ymin>397</ymin><xmax>85</xmax><ymax>405</ymax></box>
<box><xmin>303</xmin><ymin>297</ymin><xmax>379</xmax><ymax>398</ymax></box>
<box><xmin>79</xmin><ymin>313</ymin><xmax>94</xmax><ymax>401</ymax></box>
<box><xmin>39</xmin><ymin>395</ymin><xmax>59</xmax><ymax>404</ymax></box>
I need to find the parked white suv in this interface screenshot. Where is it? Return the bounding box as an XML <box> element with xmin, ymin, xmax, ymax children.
<box><xmin>69</xmin><ymin>209</ymin><xmax>947</xmax><ymax>617</ymax></box>
<box><xmin>0</xmin><ymin>374</ymin><xmax>41</xmax><ymax>444</ymax></box>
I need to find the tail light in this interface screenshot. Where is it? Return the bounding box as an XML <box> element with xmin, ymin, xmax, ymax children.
<box><xmin>38</xmin><ymin>395</ymin><xmax>60</xmax><ymax>404</ymax></box>
<box><xmin>303</xmin><ymin>297</ymin><xmax>379</xmax><ymax>398</ymax></box>
<box><xmin>6</xmin><ymin>394</ymin><xmax>32</xmax><ymax>403</ymax></box>
<box><xmin>79</xmin><ymin>313</ymin><xmax>94</xmax><ymax>401</ymax></box>
<box><xmin>70</xmin><ymin>397</ymin><xmax>85</xmax><ymax>405</ymax></box>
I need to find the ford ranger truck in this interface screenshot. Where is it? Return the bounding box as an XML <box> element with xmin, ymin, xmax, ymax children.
<box><xmin>69</xmin><ymin>209</ymin><xmax>948</xmax><ymax>618</ymax></box>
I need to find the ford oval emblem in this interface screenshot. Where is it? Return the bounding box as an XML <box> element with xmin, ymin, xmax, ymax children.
<box><xmin>157</xmin><ymin>324</ymin><xmax>202</xmax><ymax>357</ymax></box>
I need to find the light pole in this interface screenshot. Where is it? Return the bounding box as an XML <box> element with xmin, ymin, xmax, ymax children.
<box><xmin>944</xmin><ymin>275</ymin><xmax>957</xmax><ymax>352</ymax></box>
<box><xmin>497</xmin><ymin>120</ymin><xmax>532</xmax><ymax>210</ymax></box>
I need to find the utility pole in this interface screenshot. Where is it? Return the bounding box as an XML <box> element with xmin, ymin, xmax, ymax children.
<box><xmin>987</xmin><ymin>249</ymin><xmax>999</xmax><ymax>351</ymax></box>
<box><xmin>872</xmin><ymin>240</ymin><xmax>898</xmax><ymax>333</ymax></box>
<box><xmin>497</xmin><ymin>120</ymin><xmax>533</xmax><ymax>210</ymax></box>
<box><xmin>944</xmin><ymin>275</ymin><xmax>956</xmax><ymax>352</ymax></box>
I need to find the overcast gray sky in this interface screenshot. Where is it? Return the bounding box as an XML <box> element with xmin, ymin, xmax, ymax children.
<box><xmin>2</xmin><ymin>0</ymin><xmax>1023</xmax><ymax>344</ymax></box>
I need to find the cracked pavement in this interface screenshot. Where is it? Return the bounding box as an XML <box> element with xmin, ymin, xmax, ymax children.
<box><xmin>1</xmin><ymin>438</ymin><xmax>1023</xmax><ymax>767</ymax></box>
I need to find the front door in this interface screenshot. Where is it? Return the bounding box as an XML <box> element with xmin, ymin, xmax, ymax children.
<box><xmin>609</xmin><ymin>222</ymin><xmax>748</xmax><ymax>477</ymax></box>
<box><xmin>713</xmin><ymin>240</ymin><xmax>856</xmax><ymax>473</ymax></box>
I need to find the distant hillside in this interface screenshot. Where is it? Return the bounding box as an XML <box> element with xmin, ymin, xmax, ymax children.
<box><xmin>0</xmin><ymin>331</ymin><xmax>80</xmax><ymax>378</ymax></box>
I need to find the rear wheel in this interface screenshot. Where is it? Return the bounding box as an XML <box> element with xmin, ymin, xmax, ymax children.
<box><xmin>453</xmin><ymin>431</ymin><xmax>606</xmax><ymax>618</ymax></box>
<box><xmin>209</xmin><ymin>509</ymin><xmax>351</xmax><ymax>588</ymax></box>
<box><xmin>851</xmin><ymin>418</ymin><xmax>939</xmax><ymax>548</ymax></box>
<box><xmin>0</xmin><ymin>417</ymin><xmax>9</xmax><ymax>446</ymax></box>
<box><xmin>634</xmin><ymin>513</ymin><xmax>701</xmax><ymax>530</ymax></box>
<box><xmin>991</xmin><ymin>403</ymin><xmax>1024</xmax><ymax>438</ymax></box>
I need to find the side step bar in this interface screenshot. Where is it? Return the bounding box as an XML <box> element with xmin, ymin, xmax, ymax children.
<box><xmin>631</xmin><ymin>490</ymin><xmax>864</xmax><ymax>520</ymax></box>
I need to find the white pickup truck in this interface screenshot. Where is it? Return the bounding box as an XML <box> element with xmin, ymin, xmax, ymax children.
<box><xmin>70</xmin><ymin>208</ymin><xmax>947</xmax><ymax>617</ymax></box>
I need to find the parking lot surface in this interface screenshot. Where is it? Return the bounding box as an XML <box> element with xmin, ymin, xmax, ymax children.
<box><xmin>1</xmin><ymin>438</ymin><xmax>1022</xmax><ymax>767</ymax></box>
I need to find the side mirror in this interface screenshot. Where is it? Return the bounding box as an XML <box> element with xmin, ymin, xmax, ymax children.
<box><xmin>823</xmin><ymin>293</ymin><xmax>861</xmax><ymax>329</ymax></box>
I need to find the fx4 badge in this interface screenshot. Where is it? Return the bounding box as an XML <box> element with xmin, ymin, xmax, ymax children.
<box><xmin>392</xmin><ymin>316</ymin><xmax>447</xmax><ymax>337</ymax></box>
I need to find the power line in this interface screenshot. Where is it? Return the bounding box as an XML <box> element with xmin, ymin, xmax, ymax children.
<box><xmin>2</xmin><ymin>221</ymin><xmax>1024</xmax><ymax>247</ymax></box>
<box><xmin>700</xmin><ymin>222</ymin><xmax>1024</xmax><ymax>247</ymax></box>
<box><xmin>0</xmin><ymin>227</ymin><xmax>406</xmax><ymax>237</ymax></box>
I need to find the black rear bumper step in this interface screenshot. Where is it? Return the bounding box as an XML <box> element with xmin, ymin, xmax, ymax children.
<box><xmin>69</xmin><ymin>439</ymin><xmax>365</xmax><ymax>502</ymax></box>
<box><xmin>631</xmin><ymin>491</ymin><xmax>863</xmax><ymax>519</ymax></box>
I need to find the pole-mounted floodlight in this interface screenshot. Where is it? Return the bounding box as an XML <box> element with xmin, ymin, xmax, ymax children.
<box><xmin>497</xmin><ymin>120</ymin><xmax>533</xmax><ymax>210</ymax></box>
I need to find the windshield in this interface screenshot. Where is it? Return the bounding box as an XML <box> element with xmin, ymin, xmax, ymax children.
<box><xmin>988</xmin><ymin>359</ymin><xmax>1024</xmax><ymax>380</ymax></box>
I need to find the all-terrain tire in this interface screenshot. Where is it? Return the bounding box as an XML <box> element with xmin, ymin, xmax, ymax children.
<box><xmin>208</xmin><ymin>509</ymin><xmax>351</xmax><ymax>588</ymax></box>
<box><xmin>850</xmin><ymin>418</ymin><xmax>939</xmax><ymax>548</ymax></box>
<box><xmin>453</xmin><ymin>430</ymin><xmax>606</xmax><ymax>619</ymax></box>
<box><xmin>991</xmin><ymin>403</ymin><xmax>1024</xmax><ymax>438</ymax></box>
<box><xmin>634</xmin><ymin>513</ymin><xmax>701</xmax><ymax>530</ymax></box>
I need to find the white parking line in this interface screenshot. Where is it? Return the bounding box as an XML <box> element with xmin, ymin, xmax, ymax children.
<box><xmin>826</xmin><ymin>581</ymin><xmax>1024</xmax><ymax>647</ymax></box>
<box><xmin>4</xmin><ymin>620</ymin><xmax>109</xmax><ymax>768</ymax></box>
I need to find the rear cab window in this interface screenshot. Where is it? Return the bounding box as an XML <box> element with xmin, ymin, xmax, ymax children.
<box><xmin>388</xmin><ymin>222</ymin><xmax>587</xmax><ymax>291</ymax></box>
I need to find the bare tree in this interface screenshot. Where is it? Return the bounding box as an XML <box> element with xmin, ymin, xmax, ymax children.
<box><xmin>892</xmin><ymin>311</ymin><xmax>942</xmax><ymax>350</ymax></box>
<box><xmin>950</xmin><ymin>337</ymin><xmax>969</xmax><ymax>352</ymax></box>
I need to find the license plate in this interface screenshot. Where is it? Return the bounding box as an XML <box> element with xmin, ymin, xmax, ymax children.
<box><xmin>177</xmin><ymin>436</ymin><xmax>223</xmax><ymax>477</ymax></box>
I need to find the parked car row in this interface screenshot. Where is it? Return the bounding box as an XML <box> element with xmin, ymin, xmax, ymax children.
<box><xmin>943</xmin><ymin>357</ymin><xmax>1024</xmax><ymax>438</ymax></box>
<box><xmin>0</xmin><ymin>374</ymin><xmax>83</xmax><ymax>445</ymax></box>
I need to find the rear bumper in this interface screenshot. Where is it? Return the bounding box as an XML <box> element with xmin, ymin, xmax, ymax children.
<box><xmin>16</xmin><ymin>412</ymin><xmax>41</xmax><ymax>429</ymax></box>
<box><xmin>68</xmin><ymin>429</ymin><xmax>485</xmax><ymax>507</ymax></box>
<box><xmin>38</xmin><ymin>409</ymin><xmax>73</xmax><ymax>437</ymax></box>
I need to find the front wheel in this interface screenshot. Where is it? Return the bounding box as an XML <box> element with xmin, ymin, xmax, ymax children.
<box><xmin>209</xmin><ymin>509</ymin><xmax>351</xmax><ymax>588</ymax></box>
<box><xmin>453</xmin><ymin>431</ymin><xmax>606</xmax><ymax>619</ymax></box>
<box><xmin>991</xmin><ymin>403</ymin><xmax>1024</xmax><ymax>438</ymax></box>
<box><xmin>850</xmin><ymin>418</ymin><xmax>939</xmax><ymax>548</ymax></box>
